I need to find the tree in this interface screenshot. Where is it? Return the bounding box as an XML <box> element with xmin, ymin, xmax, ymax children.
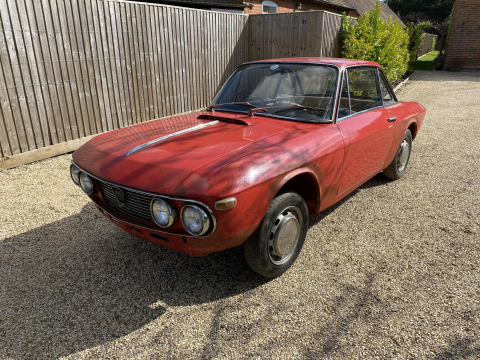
<box><xmin>386</xmin><ymin>0</ymin><xmax>455</xmax><ymax>25</ymax></box>
<box><xmin>340</xmin><ymin>2</ymin><xmax>409</xmax><ymax>81</ymax></box>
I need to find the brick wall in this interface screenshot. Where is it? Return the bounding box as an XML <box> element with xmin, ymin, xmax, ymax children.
<box><xmin>445</xmin><ymin>0</ymin><xmax>480</xmax><ymax>70</ymax></box>
<box><xmin>243</xmin><ymin>0</ymin><xmax>357</xmax><ymax>16</ymax></box>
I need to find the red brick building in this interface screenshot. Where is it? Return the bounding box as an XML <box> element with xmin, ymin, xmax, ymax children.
<box><xmin>445</xmin><ymin>0</ymin><xmax>480</xmax><ymax>70</ymax></box>
<box><xmin>156</xmin><ymin>0</ymin><xmax>402</xmax><ymax>24</ymax></box>
<box><xmin>244</xmin><ymin>0</ymin><xmax>356</xmax><ymax>16</ymax></box>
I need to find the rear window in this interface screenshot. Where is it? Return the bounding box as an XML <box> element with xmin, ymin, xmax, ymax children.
<box><xmin>379</xmin><ymin>72</ymin><xmax>396</xmax><ymax>106</ymax></box>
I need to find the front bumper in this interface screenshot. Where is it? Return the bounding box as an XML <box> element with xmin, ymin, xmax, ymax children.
<box><xmin>95</xmin><ymin>203</ymin><xmax>257</xmax><ymax>256</ymax></box>
<box><xmin>72</xmin><ymin>162</ymin><xmax>273</xmax><ymax>256</ymax></box>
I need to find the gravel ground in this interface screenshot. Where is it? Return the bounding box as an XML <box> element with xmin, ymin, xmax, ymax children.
<box><xmin>1</xmin><ymin>71</ymin><xmax>479</xmax><ymax>359</ymax></box>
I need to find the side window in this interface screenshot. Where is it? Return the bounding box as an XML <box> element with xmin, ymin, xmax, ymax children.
<box><xmin>338</xmin><ymin>73</ymin><xmax>350</xmax><ymax>118</ymax></box>
<box><xmin>379</xmin><ymin>72</ymin><xmax>396</xmax><ymax>106</ymax></box>
<box><xmin>295</xmin><ymin>66</ymin><xmax>338</xmax><ymax>117</ymax></box>
<box><xmin>347</xmin><ymin>67</ymin><xmax>381</xmax><ymax>114</ymax></box>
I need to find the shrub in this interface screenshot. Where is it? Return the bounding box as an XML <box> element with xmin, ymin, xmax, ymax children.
<box><xmin>339</xmin><ymin>2</ymin><xmax>409</xmax><ymax>82</ymax></box>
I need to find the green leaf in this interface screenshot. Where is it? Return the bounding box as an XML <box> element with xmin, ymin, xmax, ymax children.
<box><xmin>340</xmin><ymin>1</ymin><xmax>409</xmax><ymax>81</ymax></box>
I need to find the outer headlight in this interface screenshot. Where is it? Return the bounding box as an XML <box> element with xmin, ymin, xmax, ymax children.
<box><xmin>70</xmin><ymin>164</ymin><xmax>81</xmax><ymax>186</ymax></box>
<box><xmin>151</xmin><ymin>198</ymin><xmax>176</xmax><ymax>228</ymax></box>
<box><xmin>181</xmin><ymin>205</ymin><xmax>211</xmax><ymax>236</ymax></box>
<box><xmin>79</xmin><ymin>172</ymin><xmax>94</xmax><ymax>195</ymax></box>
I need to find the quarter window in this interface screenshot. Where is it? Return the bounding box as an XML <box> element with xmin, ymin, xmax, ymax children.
<box><xmin>347</xmin><ymin>67</ymin><xmax>381</xmax><ymax>114</ymax></box>
<box><xmin>338</xmin><ymin>73</ymin><xmax>350</xmax><ymax>118</ymax></box>
<box><xmin>379</xmin><ymin>72</ymin><xmax>396</xmax><ymax>106</ymax></box>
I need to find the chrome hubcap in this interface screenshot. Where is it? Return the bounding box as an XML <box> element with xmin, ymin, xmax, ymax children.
<box><xmin>268</xmin><ymin>206</ymin><xmax>302</xmax><ymax>265</ymax></box>
<box><xmin>397</xmin><ymin>139</ymin><xmax>410</xmax><ymax>172</ymax></box>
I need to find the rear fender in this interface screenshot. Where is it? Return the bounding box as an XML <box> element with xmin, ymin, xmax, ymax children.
<box><xmin>382</xmin><ymin>102</ymin><xmax>426</xmax><ymax>169</ymax></box>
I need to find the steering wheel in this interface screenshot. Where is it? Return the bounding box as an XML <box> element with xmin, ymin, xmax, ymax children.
<box><xmin>233</xmin><ymin>90</ymin><xmax>250</xmax><ymax>102</ymax></box>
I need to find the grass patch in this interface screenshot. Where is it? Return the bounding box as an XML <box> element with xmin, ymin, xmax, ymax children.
<box><xmin>410</xmin><ymin>51</ymin><xmax>440</xmax><ymax>71</ymax></box>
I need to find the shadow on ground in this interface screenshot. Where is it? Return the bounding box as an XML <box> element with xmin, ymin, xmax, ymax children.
<box><xmin>408</xmin><ymin>70</ymin><xmax>480</xmax><ymax>82</ymax></box>
<box><xmin>0</xmin><ymin>200</ymin><xmax>271</xmax><ymax>359</ymax></box>
<box><xmin>0</xmin><ymin>173</ymin><xmax>423</xmax><ymax>359</ymax></box>
<box><xmin>309</xmin><ymin>173</ymin><xmax>392</xmax><ymax>227</ymax></box>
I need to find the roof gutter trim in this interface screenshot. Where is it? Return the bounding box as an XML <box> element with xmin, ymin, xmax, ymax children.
<box><xmin>307</xmin><ymin>0</ymin><xmax>356</xmax><ymax>11</ymax></box>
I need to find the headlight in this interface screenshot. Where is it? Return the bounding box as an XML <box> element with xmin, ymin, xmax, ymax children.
<box><xmin>70</xmin><ymin>164</ymin><xmax>81</xmax><ymax>185</ymax></box>
<box><xmin>181</xmin><ymin>205</ymin><xmax>211</xmax><ymax>236</ymax></box>
<box><xmin>79</xmin><ymin>172</ymin><xmax>94</xmax><ymax>195</ymax></box>
<box><xmin>151</xmin><ymin>198</ymin><xmax>176</xmax><ymax>227</ymax></box>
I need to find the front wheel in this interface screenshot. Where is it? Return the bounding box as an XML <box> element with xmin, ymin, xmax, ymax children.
<box><xmin>244</xmin><ymin>192</ymin><xmax>308</xmax><ymax>278</ymax></box>
<box><xmin>383</xmin><ymin>129</ymin><xmax>412</xmax><ymax>180</ymax></box>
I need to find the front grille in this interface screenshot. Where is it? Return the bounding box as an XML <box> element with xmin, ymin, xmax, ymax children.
<box><xmin>97</xmin><ymin>181</ymin><xmax>153</xmax><ymax>222</ymax></box>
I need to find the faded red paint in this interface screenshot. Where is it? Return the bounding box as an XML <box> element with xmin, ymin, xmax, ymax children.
<box><xmin>72</xmin><ymin>58</ymin><xmax>426</xmax><ymax>256</ymax></box>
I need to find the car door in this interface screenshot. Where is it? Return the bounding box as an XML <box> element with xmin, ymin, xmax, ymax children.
<box><xmin>336</xmin><ymin>66</ymin><xmax>397</xmax><ymax>195</ymax></box>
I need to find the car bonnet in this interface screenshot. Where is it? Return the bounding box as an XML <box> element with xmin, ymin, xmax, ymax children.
<box><xmin>72</xmin><ymin>112</ymin><xmax>291</xmax><ymax>195</ymax></box>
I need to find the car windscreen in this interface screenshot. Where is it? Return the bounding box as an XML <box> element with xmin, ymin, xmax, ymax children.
<box><xmin>211</xmin><ymin>63</ymin><xmax>339</xmax><ymax>122</ymax></box>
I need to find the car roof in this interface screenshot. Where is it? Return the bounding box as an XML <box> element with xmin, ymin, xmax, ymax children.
<box><xmin>245</xmin><ymin>57</ymin><xmax>381</xmax><ymax>69</ymax></box>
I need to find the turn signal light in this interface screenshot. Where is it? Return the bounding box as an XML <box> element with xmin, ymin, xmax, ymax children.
<box><xmin>214</xmin><ymin>197</ymin><xmax>237</xmax><ymax>210</ymax></box>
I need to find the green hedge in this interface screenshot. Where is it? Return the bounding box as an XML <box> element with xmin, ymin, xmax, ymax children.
<box><xmin>339</xmin><ymin>2</ymin><xmax>409</xmax><ymax>82</ymax></box>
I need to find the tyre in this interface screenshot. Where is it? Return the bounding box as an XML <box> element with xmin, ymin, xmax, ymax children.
<box><xmin>383</xmin><ymin>129</ymin><xmax>412</xmax><ymax>180</ymax></box>
<box><xmin>244</xmin><ymin>192</ymin><xmax>309</xmax><ymax>278</ymax></box>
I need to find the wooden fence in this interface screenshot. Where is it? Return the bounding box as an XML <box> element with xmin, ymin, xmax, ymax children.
<box><xmin>0</xmin><ymin>1</ymin><xmax>344</xmax><ymax>170</ymax></box>
<box><xmin>417</xmin><ymin>33</ymin><xmax>439</xmax><ymax>58</ymax></box>
<box><xmin>0</xmin><ymin>0</ymin><xmax>248</xmax><ymax>165</ymax></box>
<box><xmin>248</xmin><ymin>11</ymin><xmax>342</xmax><ymax>61</ymax></box>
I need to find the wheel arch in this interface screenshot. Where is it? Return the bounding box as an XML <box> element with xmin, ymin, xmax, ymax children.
<box><xmin>273</xmin><ymin>168</ymin><xmax>321</xmax><ymax>214</ymax></box>
<box><xmin>408</xmin><ymin>121</ymin><xmax>418</xmax><ymax>140</ymax></box>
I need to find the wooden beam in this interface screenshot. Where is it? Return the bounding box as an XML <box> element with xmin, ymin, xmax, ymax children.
<box><xmin>0</xmin><ymin>107</ymin><xmax>206</xmax><ymax>171</ymax></box>
<box><xmin>0</xmin><ymin>134</ymin><xmax>97</xmax><ymax>171</ymax></box>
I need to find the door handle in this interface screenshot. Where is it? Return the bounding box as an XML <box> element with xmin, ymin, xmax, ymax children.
<box><xmin>387</xmin><ymin>116</ymin><xmax>397</xmax><ymax>122</ymax></box>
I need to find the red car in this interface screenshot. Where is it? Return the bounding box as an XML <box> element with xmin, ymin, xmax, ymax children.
<box><xmin>71</xmin><ymin>58</ymin><xmax>426</xmax><ymax>277</ymax></box>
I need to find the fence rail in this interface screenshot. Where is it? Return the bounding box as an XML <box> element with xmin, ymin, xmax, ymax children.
<box><xmin>0</xmin><ymin>1</ymin><xmax>343</xmax><ymax>168</ymax></box>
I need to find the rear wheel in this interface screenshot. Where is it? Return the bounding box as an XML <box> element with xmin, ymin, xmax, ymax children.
<box><xmin>244</xmin><ymin>192</ymin><xmax>308</xmax><ymax>277</ymax></box>
<box><xmin>384</xmin><ymin>129</ymin><xmax>412</xmax><ymax>180</ymax></box>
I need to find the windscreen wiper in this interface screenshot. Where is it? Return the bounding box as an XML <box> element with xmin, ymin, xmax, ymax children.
<box><xmin>257</xmin><ymin>112</ymin><xmax>333</xmax><ymax>124</ymax></box>
<box><xmin>207</xmin><ymin>102</ymin><xmax>256</xmax><ymax>112</ymax></box>
<box><xmin>275</xmin><ymin>104</ymin><xmax>326</xmax><ymax>114</ymax></box>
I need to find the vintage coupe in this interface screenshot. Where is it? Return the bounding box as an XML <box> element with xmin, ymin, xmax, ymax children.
<box><xmin>71</xmin><ymin>58</ymin><xmax>425</xmax><ymax>277</ymax></box>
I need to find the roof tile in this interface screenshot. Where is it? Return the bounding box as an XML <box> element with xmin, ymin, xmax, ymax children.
<box><xmin>309</xmin><ymin>0</ymin><xmax>403</xmax><ymax>25</ymax></box>
<box><xmin>328</xmin><ymin>0</ymin><xmax>404</xmax><ymax>25</ymax></box>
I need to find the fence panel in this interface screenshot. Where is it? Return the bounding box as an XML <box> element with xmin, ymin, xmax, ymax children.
<box><xmin>0</xmin><ymin>0</ymin><xmax>249</xmax><ymax>166</ymax></box>
<box><xmin>321</xmin><ymin>12</ymin><xmax>342</xmax><ymax>58</ymax></box>
<box><xmin>417</xmin><ymin>33</ymin><xmax>439</xmax><ymax>58</ymax></box>
<box><xmin>247</xmin><ymin>11</ymin><xmax>342</xmax><ymax>62</ymax></box>
<box><xmin>0</xmin><ymin>3</ymin><xmax>346</xmax><ymax>169</ymax></box>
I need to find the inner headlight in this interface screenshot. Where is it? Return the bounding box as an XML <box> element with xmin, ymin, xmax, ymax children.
<box><xmin>151</xmin><ymin>198</ymin><xmax>176</xmax><ymax>228</ymax></box>
<box><xmin>181</xmin><ymin>205</ymin><xmax>211</xmax><ymax>236</ymax></box>
<box><xmin>70</xmin><ymin>164</ymin><xmax>81</xmax><ymax>186</ymax></box>
<box><xmin>79</xmin><ymin>172</ymin><xmax>94</xmax><ymax>195</ymax></box>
